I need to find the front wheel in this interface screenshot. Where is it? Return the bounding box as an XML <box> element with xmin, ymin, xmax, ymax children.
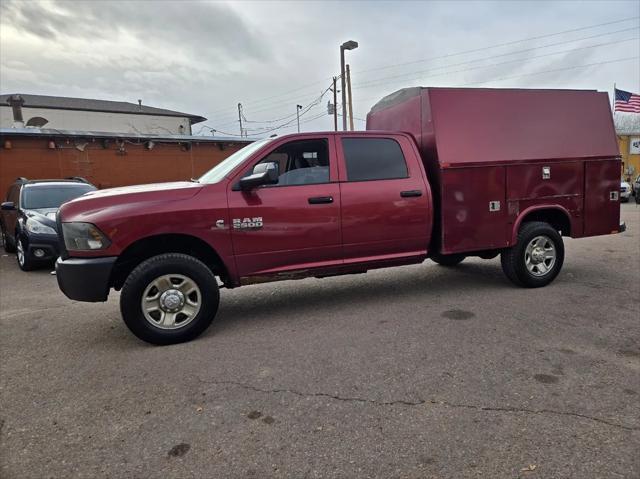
<box><xmin>120</xmin><ymin>253</ymin><xmax>220</xmax><ymax>345</ymax></box>
<box><xmin>16</xmin><ymin>237</ymin><xmax>36</xmax><ymax>271</ymax></box>
<box><xmin>501</xmin><ymin>221</ymin><xmax>564</xmax><ymax>288</ymax></box>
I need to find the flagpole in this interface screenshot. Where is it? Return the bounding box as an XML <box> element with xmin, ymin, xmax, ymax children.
<box><xmin>613</xmin><ymin>82</ymin><xmax>616</xmax><ymax>114</ymax></box>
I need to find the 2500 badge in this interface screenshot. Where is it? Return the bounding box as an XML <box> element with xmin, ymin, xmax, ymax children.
<box><xmin>233</xmin><ymin>217</ymin><xmax>263</xmax><ymax>230</ymax></box>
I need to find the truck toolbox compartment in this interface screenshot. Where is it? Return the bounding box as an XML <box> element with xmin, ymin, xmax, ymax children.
<box><xmin>367</xmin><ymin>87</ymin><xmax>621</xmax><ymax>252</ymax></box>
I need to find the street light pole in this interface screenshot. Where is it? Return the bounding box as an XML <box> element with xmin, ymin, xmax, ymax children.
<box><xmin>346</xmin><ymin>64</ymin><xmax>354</xmax><ymax>131</ymax></box>
<box><xmin>332</xmin><ymin>76</ymin><xmax>338</xmax><ymax>132</ymax></box>
<box><xmin>340</xmin><ymin>40</ymin><xmax>358</xmax><ymax>131</ymax></box>
<box><xmin>296</xmin><ymin>104</ymin><xmax>303</xmax><ymax>132</ymax></box>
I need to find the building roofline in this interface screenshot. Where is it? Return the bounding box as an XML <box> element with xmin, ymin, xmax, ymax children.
<box><xmin>0</xmin><ymin>127</ymin><xmax>254</xmax><ymax>143</ymax></box>
<box><xmin>1</xmin><ymin>93</ymin><xmax>207</xmax><ymax>124</ymax></box>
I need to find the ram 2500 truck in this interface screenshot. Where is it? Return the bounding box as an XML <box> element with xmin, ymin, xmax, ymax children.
<box><xmin>55</xmin><ymin>87</ymin><xmax>623</xmax><ymax>345</ymax></box>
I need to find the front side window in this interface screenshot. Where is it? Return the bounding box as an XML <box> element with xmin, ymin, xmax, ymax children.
<box><xmin>254</xmin><ymin>138</ymin><xmax>330</xmax><ymax>186</ymax></box>
<box><xmin>342</xmin><ymin>138</ymin><xmax>408</xmax><ymax>182</ymax></box>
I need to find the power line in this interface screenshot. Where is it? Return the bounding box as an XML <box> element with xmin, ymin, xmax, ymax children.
<box><xmin>205</xmin><ymin>16</ymin><xmax>638</xmax><ymax>119</ymax></box>
<box><xmin>354</xmin><ymin>35</ymin><xmax>639</xmax><ymax>91</ymax></box>
<box><xmin>214</xmin><ymin>83</ymin><xmax>334</xmax><ymax>131</ymax></box>
<box><xmin>213</xmin><ymin>89</ymin><xmax>332</xmax><ymax>127</ymax></box>
<box><xmin>461</xmin><ymin>56</ymin><xmax>639</xmax><ymax>86</ymax></box>
<box><xmin>356</xmin><ymin>26</ymin><xmax>638</xmax><ymax>89</ymax></box>
<box><xmin>212</xmin><ymin>25</ymin><xmax>637</xmax><ymax>126</ymax></box>
<box><xmin>354</xmin><ymin>16</ymin><xmax>640</xmax><ymax>75</ymax></box>
<box><xmin>232</xmin><ymin>86</ymin><xmax>333</xmax><ymax>136</ymax></box>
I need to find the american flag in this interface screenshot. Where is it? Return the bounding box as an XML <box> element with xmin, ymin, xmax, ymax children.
<box><xmin>614</xmin><ymin>88</ymin><xmax>640</xmax><ymax>113</ymax></box>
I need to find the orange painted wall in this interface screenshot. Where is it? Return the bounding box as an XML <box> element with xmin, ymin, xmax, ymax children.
<box><xmin>0</xmin><ymin>137</ymin><xmax>248</xmax><ymax>195</ymax></box>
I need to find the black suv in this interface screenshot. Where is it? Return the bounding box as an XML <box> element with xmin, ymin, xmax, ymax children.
<box><xmin>1</xmin><ymin>177</ymin><xmax>96</xmax><ymax>270</ymax></box>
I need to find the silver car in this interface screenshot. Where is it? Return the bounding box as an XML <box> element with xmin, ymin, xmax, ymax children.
<box><xmin>621</xmin><ymin>181</ymin><xmax>631</xmax><ymax>202</ymax></box>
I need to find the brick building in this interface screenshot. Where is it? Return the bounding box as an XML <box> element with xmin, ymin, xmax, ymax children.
<box><xmin>0</xmin><ymin>128</ymin><xmax>250</xmax><ymax>195</ymax></box>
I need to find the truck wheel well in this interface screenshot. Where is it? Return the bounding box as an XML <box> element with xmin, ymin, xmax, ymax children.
<box><xmin>110</xmin><ymin>234</ymin><xmax>229</xmax><ymax>290</ymax></box>
<box><xmin>519</xmin><ymin>208</ymin><xmax>571</xmax><ymax>236</ymax></box>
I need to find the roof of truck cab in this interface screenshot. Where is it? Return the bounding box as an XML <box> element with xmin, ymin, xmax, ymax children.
<box><xmin>367</xmin><ymin>87</ymin><xmax>620</xmax><ymax>167</ymax></box>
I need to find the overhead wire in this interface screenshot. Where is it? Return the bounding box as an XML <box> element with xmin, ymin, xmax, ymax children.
<box><xmin>353</xmin><ymin>35</ymin><xmax>639</xmax><ymax>91</ymax></box>
<box><xmin>206</xmin><ymin>17</ymin><xmax>639</xmax><ymax>133</ymax></box>
<box><xmin>355</xmin><ymin>27</ymin><xmax>639</xmax><ymax>89</ymax></box>
<box><xmin>354</xmin><ymin>16</ymin><xmax>639</xmax><ymax>75</ymax></box>
<box><xmin>205</xmin><ymin>16</ymin><xmax>638</xmax><ymax>120</ymax></box>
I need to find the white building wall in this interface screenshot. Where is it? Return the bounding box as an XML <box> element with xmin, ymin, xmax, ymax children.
<box><xmin>0</xmin><ymin>106</ymin><xmax>192</xmax><ymax>134</ymax></box>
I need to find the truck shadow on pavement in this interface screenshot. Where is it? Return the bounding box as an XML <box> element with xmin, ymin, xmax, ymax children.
<box><xmin>207</xmin><ymin>261</ymin><xmax>515</xmax><ymax>337</ymax></box>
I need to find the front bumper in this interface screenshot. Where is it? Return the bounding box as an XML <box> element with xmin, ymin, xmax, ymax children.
<box><xmin>620</xmin><ymin>190</ymin><xmax>631</xmax><ymax>200</ymax></box>
<box><xmin>55</xmin><ymin>256</ymin><xmax>117</xmax><ymax>302</ymax></box>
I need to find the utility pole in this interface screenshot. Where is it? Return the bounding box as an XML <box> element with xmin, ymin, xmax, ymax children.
<box><xmin>296</xmin><ymin>104</ymin><xmax>303</xmax><ymax>133</ymax></box>
<box><xmin>346</xmin><ymin>64</ymin><xmax>354</xmax><ymax>131</ymax></box>
<box><xmin>340</xmin><ymin>40</ymin><xmax>358</xmax><ymax>131</ymax></box>
<box><xmin>332</xmin><ymin>76</ymin><xmax>338</xmax><ymax>132</ymax></box>
<box><xmin>237</xmin><ymin>103</ymin><xmax>243</xmax><ymax>137</ymax></box>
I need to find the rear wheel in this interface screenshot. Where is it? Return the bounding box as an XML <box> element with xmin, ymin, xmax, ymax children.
<box><xmin>1</xmin><ymin>225</ymin><xmax>15</xmax><ymax>253</ymax></box>
<box><xmin>120</xmin><ymin>253</ymin><xmax>219</xmax><ymax>345</ymax></box>
<box><xmin>431</xmin><ymin>253</ymin><xmax>465</xmax><ymax>267</ymax></box>
<box><xmin>501</xmin><ymin>221</ymin><xmax>564</xmax><ymax>288</ymax></box>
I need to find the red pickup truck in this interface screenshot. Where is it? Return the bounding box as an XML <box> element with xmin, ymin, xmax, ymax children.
<box><xmin>55</xmin><ymin>87</ymin><xmax>623</xmax><ymax>345</ymax></box>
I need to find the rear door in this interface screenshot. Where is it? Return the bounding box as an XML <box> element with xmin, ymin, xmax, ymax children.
<box><xmin>584</xmin><ymin>159</ymin><xmax>622</xmax><ymax>236</ymax></box>
<box><xmin>337</xmin><ymin>135</ymin><xmax>432</xmax><ymax>263</ymax></box>
<box><xmin>227</xmin><ymin>136</ymin><xmax>342</xmax><ymax>278</ymax></box>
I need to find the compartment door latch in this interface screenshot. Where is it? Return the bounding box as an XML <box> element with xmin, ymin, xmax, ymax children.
<box><xmin>542</xmin><ymin>166</ymin><xmax>551</xmax><ymax>180</ymax></box>
<box><xmin>489</xmin><ymin>201</ymin><xmax>501</xmax><ymax>212</ymax></box>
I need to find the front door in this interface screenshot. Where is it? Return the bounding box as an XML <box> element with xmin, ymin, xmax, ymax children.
<box><xmin>227</xmin><ymin>136</ymin><xmax>342</xmax><ymax>278</ymax></box>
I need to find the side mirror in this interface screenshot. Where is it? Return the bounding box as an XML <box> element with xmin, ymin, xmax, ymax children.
<box><xmin>0</xmin><ymin>201</ymin><xmax>15</xmax><ymax>211</ymax></box>
<box><xmin>239</xmin><ymin>162</ymin><xmax>279</xmax><ymax>190</ymax></box>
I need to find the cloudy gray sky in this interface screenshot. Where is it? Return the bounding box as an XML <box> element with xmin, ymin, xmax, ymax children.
<box><xmin>1</xmin><ymin>0</ymin><xmax>639</xmax><ymax>137</ymax></box>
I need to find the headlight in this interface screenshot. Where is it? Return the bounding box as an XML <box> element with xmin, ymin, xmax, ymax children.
<box><xmin>26</xmin><ymin>217</ymin><xmax>56</xmax><ymax>235</ymax></box>
<box><xmin>62</xmin><ymin>222</ymin><xmax>111</xmax><ymax>251</ymax></box>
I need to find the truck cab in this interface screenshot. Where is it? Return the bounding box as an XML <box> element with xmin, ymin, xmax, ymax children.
<box><xmin>56</xmin><ymin>131</ymin><xmax>434</xmax><ymax>344</ymax></box>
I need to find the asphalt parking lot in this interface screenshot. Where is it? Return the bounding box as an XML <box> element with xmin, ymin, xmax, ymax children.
<box><xmin>1</xmin><ymin>203</ymin><xmax>639</xmax><ymax>479</ymax></box>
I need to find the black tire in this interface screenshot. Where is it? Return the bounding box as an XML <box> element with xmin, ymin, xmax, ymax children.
<box><xmin>431</xmin><ymin>253</ymin><xmax>465</xmax><ymax>267</ymax></box>
<box><xmin>120</xmin><ymin>253</ymin><xmax>219</xmax><ymax>345</ymax></box>
<box><xmin>16</xmin><ymin>237</ymin><xmax>36</xmax><ymax>271</ymax></box>
<box><xmin>501</xmin><ymin>221</ymin><xmax>564</xmax><ymax>288</ymax></box>
<box><xmin>1</xmin><ymin>225</ymin><xmax>16</xmax><ymax>253</ymax></box>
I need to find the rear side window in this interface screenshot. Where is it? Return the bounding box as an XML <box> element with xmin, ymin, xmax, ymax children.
<box><xmin>342</xmin><ymin>138</ymin><xmax>408</xmax><ymax>182</ymax></box>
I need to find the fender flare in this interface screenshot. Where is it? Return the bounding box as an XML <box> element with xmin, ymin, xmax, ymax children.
<box><xmin>510</xmin><ymin>204</ymin><xmax>573</xmax><ymax>244</ymax></box>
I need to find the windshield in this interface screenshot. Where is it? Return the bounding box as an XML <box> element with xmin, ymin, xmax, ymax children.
<box><xmin>21</xmin><ymin>185</ymin><xmax>96</xmax><ymax>209</ymax></box>
<box><xmin>198</xmin><ymin>138</ymin><xmax>273</xmax><ymax>184</ymax></box>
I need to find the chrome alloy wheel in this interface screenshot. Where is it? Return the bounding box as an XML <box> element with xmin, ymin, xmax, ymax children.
<box><xmin>16</xmin><ymin>239</ymin><xmax>25</xmax><ymax>267</ymax></box>
<box><xmin>141</xmin><ymin>274</ymin><xmax>202</xmax><ymax>330</ymax></box>
<box><xmin>524</xmin><ymin>235</ymin><xmax>556</xmax><ymax>277</ymax></box>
